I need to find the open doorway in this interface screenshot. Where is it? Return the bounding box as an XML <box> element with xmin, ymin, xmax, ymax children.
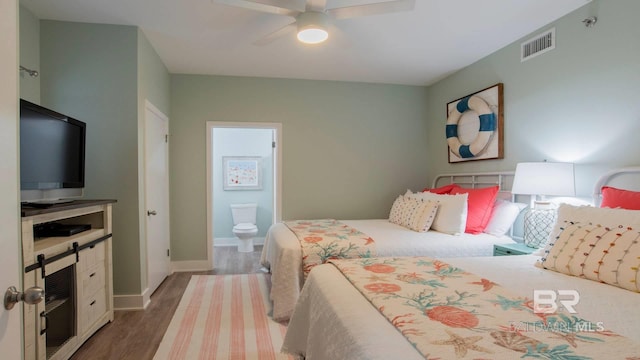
<box><xmin>206</xmin><ymin>122</ymin><xmax>281</xmax><ymax>267</ymax></box>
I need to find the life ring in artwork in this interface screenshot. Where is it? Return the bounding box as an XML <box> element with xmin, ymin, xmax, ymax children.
<box><xmin>446</xmin><ymin>95</ymin><xmax>497</xmax><ymax>158</ymax></box>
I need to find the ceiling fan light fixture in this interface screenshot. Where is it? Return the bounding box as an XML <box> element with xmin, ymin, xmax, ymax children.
<box><xmin>296</xmin><ymin>11</ymin><xmax>329</xmax><ymax>44</ymax></box>
<box><xmin>297</xmin><ymin>28</ymin><xmax>328</xmax><ymax>44</ymax></box>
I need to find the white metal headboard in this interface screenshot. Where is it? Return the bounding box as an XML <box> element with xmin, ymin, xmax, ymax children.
<box><xmin>432</xmin><ymin>171</ymin><xmax>515</xmax><ymax>200</ymax></box>
<box><xmin>592</xmin><ymin>166</ymin><xmax>640</xmax><ymax>206</ymax></box>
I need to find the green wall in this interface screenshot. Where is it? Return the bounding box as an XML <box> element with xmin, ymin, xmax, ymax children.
<box><xmin>137</xmin><ymin>31</ymin><xmax>170</xmax><ymax>116</ymax></box>
<box><xmin>424</xmin><ymin>0</ymin><xmax>640</xmax><ymax>197</ymax></box>
<box><xmin>39</xmin><ymin>20</ymin><xmax>170</xmax><ymax>296</ymax></box>
<box><xmin>170</xmin><ymin>76</ymin><xmax>429</xmax><ymax>261</ymax></box>
<box><xmin>40</xmin><ymin>21</ymin><xmax>140</xmax><ymax>296</ymax></box>
<box><xmin>19</xmin><ymin>6</ymin><xmax>39</xmax><ymax>103</ymax></box>
<box><xmin>136</xmin><ymin>29</ymin><xmax>171</xmax><ymax>289</ymax></box>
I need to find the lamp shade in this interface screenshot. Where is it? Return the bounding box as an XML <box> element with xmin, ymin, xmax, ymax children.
<box><xmin>512</xmin><ymin>162</ymin><xmax>576</xmax><ymax>196</ymax></box>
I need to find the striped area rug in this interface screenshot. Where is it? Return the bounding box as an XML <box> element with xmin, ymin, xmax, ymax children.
<box><xmin>153</xmin><ymin>274</ymin><xmax>293</xmax><ymax>360</ymax></box>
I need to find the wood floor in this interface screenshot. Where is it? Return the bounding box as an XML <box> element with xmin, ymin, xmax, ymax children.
<box><xmin>70</xmin><ymin>245</ymin><xmax>265</xmax><ymax>360</ymax></box>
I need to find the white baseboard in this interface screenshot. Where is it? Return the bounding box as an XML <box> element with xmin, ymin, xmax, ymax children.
<box><xmin>214</xmin><ymin>236</ymin><xmax>265</xmax><ymax>247</ymax></box>
<box><xmin>113</xmin><ymin>289</ymin><xmax>151</xmax><ymax>311</ymax></box>
<box><xmin>142</xmin><ymin>287</ymin><xmax>151</xmax><ymax>309</ymax></box>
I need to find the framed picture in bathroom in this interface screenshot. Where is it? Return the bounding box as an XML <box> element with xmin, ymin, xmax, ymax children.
<box><xmin>222</xmin><ymin>156</ymin><xmax>262</xmax><ymax>190</ymax></box>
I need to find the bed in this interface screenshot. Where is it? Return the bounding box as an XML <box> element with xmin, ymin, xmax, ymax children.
<box><xmin>261</xmin><ymin>172</ymin><xmax>523</xmax><ymax>321</ymax></box>
<box><xmin>281</xmin><ymin>167</ymin><xmax>640</xmax><ymax>359</ymax></box>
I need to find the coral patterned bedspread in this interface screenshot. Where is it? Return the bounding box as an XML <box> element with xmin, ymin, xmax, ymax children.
<box><xmin>328</xmin><ymin>257</ymin><xmax>640</xmax><ymax>359</ymax></box>
<box><xmin>283</xmin><ymin>219</ymin><xmax>376</xmax><ymax>278</ymax></box>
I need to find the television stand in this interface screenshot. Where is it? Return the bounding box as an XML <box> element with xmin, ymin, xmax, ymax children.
<box><xmin>21</xmin><ymin>199</ymin><xmax>116</xmax><ymax>360</ymax></box>
<box><xmin>23</xmin><ymin>199</ymin><xmax>75</xmax><ymax>208</ymax></box>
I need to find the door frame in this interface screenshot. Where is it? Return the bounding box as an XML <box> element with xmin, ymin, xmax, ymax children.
<box><xmin>142</xmin><ymin>100</ymin><xmax>170</xmax><ymax>303</ymax></box>
<box><xmin>0</xmin><ymin>0</ymin><xmax>22</xmax><ymax>356</ymax></box>
<box><xmin>205</xmin><ymin>122</ymin><xmax>282</xmax><ymax>269</ymax></box>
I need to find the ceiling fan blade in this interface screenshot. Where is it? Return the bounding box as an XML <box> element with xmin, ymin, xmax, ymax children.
<box><xmin>215</xmin><ymin>0</ymin><xmax>303</xmax><ymax>17</ymax></box>
<box><xmin>253</xmin><ymin>21</ymin><xmax>297</xmax><ymax>45</ymax></box>
<box><xmin>327</xmin><ymin>0</ymin><xmax>415</xmax><ymax>20</ymax></box>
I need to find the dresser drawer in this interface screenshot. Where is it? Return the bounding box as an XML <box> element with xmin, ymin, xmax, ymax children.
<box><xmin>81</xmin><ymin>264</ymin><xmax>105</xmax><ymax>300</ymax></box>
<box><xmin>78</xmin><ymin>241</ymin><xmax>105</xmax><ymax>272</ymax></box>
<box><xmin>80</xmin><ymin>288</ymin><xmax>107</xmax><ymax>335</ymax></box>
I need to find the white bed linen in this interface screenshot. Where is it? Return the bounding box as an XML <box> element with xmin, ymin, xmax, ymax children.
<box><xmin>282</xmin><ymin>255</ymin><xmax>640</xmax><ymax>359</ymax></box>
<box><xmin>260</xmin><ymin>219</ymin><xmax>516</xmax><ymax>321</ymax></box>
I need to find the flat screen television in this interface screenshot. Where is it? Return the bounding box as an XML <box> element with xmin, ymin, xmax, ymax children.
<box><xmin>20</xmin><ymin>99</ymin><xmax>86</xmax><ymax>204</ymax></box>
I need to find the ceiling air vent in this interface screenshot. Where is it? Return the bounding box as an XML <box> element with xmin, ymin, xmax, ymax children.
<box><xmin>521</xmin><ymin>28</ymin><xmax>555</xmax><ymax>62</ymax></box>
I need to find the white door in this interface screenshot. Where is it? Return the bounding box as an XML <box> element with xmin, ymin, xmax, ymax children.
<box><xmin>144</xmin><ymin>102</ymin><xmax>171</xmax><ymax>296</ymax></box>
<box><xmin>0</xmin><ymin>0</ymin><xmax>23</xmax><ymax>356</ymax></box>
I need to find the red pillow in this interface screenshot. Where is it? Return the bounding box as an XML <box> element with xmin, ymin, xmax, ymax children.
<box><xmin>449</xmin><ymin>185</ymin><xmax>499</xmax><ymax>234</ymax></box>
<box><xmin>423</xmin><ymin>184</ymin><xmax>458</xmax><ymax>194</ymax></box>
<box><xmin>600</xmin><ymin>186</ymin><xmax>640</xmax><ymax>210</ymax></box>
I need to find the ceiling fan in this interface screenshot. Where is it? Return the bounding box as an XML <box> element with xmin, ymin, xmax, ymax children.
<box><xmin>215</xmin><ymin>0</ymin><xmax>416</xmax><ymax>45</ymax></box>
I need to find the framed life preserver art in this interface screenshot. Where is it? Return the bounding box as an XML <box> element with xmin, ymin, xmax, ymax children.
<box><xmin>446</xmin><ymin>83</ymin><xmax>504</xmax><ymax>163</ymax></box>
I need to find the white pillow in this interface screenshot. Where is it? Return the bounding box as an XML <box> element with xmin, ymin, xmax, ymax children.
<box><xmin>408</xmin><ymin>190</ymin><xmax>468</xmax><ymax>235</ymax></box>
<box><xmin>483</xmin><ymin>200</ymin><xmax>527</xmax><ymax>237</ymax></box>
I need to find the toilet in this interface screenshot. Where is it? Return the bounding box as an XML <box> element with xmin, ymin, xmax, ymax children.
<box><xmin>230</xmin><ymin>203</ymin><xmax>258</xmax><ymax>252</ymax></box>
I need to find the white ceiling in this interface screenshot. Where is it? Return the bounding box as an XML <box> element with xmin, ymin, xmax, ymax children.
<box><xmin>20</xmin><ymin>0</ymin><xmax>591</xmax><ymax>86</ymax></box>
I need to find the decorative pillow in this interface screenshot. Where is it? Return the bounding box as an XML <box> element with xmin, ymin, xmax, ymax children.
<box><xmin>388</xmin><ymin>195</ymin><xmax>406</xmax><ymax>225</ymax></box>
<box><xmin>539</xmin><ymin>204</ymin><xmax>640</xmax><ymax>293</ymax></box>
<box><xmin>484</xmin><ymin>200</ymin><xmax>527</xmax><ymax>237</ymax></box>
<box><xmin>601</xmin><ymin>186</ymin><xmax>640</xmax><ymax>210</ymax></box>
<box><xmin>400</xmin><ymin>197</ymin><xmax>439</xmax><ymax>232</ymax></box>
<box><xmin>538</xmin><ymin>203</ymin><xmax>640</xmax><ymax>251</ymax></box>
<box><xmin>449</xmin><ymin>185</ymin><xmax>499</xmax><ymax>234</ymax></box>
<box><xmin>422</xmin><ymin>184</ymin><xmax>458</xmax><ymax>194</ymax></box>
<box><xmin>389</xmin><ymin>194</ymin><xmax>439</xmax><ymax>232</ymax></box>
<box><xmin>408</xmin><ymin>191</ymin><xmax>468</xmax><ymax>235</ymax></box>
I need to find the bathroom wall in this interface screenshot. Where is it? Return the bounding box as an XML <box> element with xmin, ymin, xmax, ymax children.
<box><xmin>212</xmin><ymin>128</ymin><xmax>274</xmax><ymax>245</ymax></box>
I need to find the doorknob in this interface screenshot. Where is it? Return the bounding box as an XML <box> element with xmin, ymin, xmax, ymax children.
<box><xmin>4</xmin><ymin>286</ymin><xmax>45</xmax><ymax>310</ymax></box>
<box><xmin>147</xmin><ymin>210</ymin><xmax>157</xmax><ymax>216</ymax></box>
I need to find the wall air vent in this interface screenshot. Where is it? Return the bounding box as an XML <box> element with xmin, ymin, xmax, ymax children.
<box><xmin>521</xmin><ymin>28</ymin><xmax>555</xmax><ymax>62</ymax></box>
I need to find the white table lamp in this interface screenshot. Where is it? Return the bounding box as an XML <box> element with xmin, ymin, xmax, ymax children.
<box><xmin>512</xmin><ymin>162</ymin><xmax>576</xmax><ymax>247</ymax></box>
